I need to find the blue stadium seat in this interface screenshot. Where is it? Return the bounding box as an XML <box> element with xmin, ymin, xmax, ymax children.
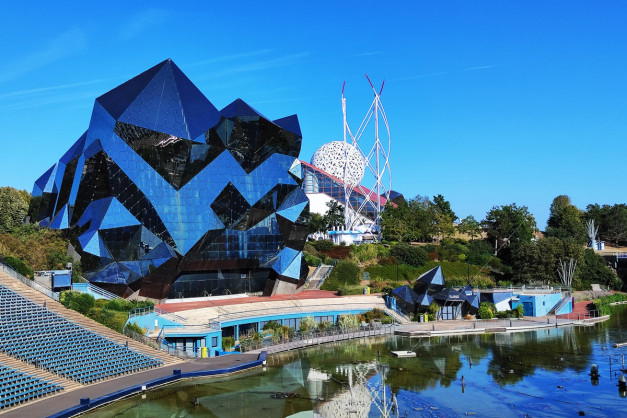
<box><xmin>0</xmin><ymin>284</ymin><xmax>162</xmax><ymax>385</ymax></box>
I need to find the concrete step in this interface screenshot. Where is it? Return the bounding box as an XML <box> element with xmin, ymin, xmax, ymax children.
<box><xmin>0</xmin><ymin>352</ymin><xmax>82</xmax><ymax>391</ymax></box>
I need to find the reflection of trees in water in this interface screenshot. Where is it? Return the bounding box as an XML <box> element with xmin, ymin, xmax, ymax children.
<box><xmin>487</xmin><ymin>326</ymin><xmax>592</xmax><ymax>385</ymax></box>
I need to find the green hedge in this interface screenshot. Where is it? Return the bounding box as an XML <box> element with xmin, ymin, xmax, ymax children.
<box><xmin>390</xmin><ymin>244</ymin><xmax>427</xmax><ymax>267</ymax></box>
<box><xmin>321</xmin><ymin>260</ymin><xmax>360</xmax><ymax>291</ymax></box>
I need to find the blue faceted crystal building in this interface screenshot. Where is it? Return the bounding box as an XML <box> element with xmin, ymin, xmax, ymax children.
<box><xmin>30</xmin><ymin>59</ymin><xmax>310</xmax><ymax>299</ymax></box>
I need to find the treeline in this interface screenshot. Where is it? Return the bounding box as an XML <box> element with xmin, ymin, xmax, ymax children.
<box><xmin>380</xmin><ymin>194</ymin><xmax>625</xmax><ymax>290</ymax></box>
<box><xmin>0</xmin><ymin>187</ymin><xmax>81</xmax><ymax>279</ymax></box>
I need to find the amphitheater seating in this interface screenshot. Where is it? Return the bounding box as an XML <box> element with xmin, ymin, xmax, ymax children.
<box><xmin>0</xmin><ymin>284</ymin><xmax>162</xmax><ymax>384</ymax></box>
<box><xmin>0</xmin><ymin>363</ymin><xmax>62</xmax><ymax>410</ymax></box>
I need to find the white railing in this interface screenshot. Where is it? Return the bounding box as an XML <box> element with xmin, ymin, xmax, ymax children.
<box><xmin>72</xmin><ymin>282</ymin><xmax>118</xmax><ymax>300</ymax></box>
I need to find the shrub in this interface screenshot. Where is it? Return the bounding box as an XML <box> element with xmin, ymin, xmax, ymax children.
<box><xmin>428</xmin><ymin>301</ymin><xmax>440</xmax><ymax>317</ymax></box>
<box><xmin>365</xmin><ymin>264</ymin><xmax>422</xmax><ymax>283</ymax></box>
<box><xmin>310</xmin><ymin>240</ymin><xmax>334</xmax><ymax>251</ymax></box>
<box><xmin>478</xmin><ymin>302</ymin><xmax>495</xmax><ymax>319</ymax></box>
<box><xmin>390</xmin><ymin>244</ymin><xmax>427</xmax><ymax>267</ymax></box>
<box><xmin>222</xmin><ymin>336</ymin><xmax>235</xmax><ymax>351</ymax></box>
<box><xmin>378</xmin><ymin>256</ymin><xmax>398</xmax><ymax>266</ymax></box>
<box><xmin>317</xmin><ymin>321</ymin><xmax>333</xmax><ymax>331</ymax></box>
<box><xmin>262</xmin><ymin>320</ymin><xmax>281</xmax><ymax>331</ymax></box>
<box><xmin>591</xmin><ymin>293</ymin><xmax>627</xmax><ymax>316</ymax></box>
<box><xmin>303</xmin><ymin>243</ymin><xmax>318</xmax><ymax>256</ymax></box>
<box><xmin>299</xmin><ymin>315</ymin><xmax>317</xmax><ymax>332</ymax></box>
<box><xmin>321</xmin><ymin>246</ymin><xmax>351</xmax><ymax>259</ymax></box>
<box><xmin>4</xmin><ymin>256</ymin><xmax>33</xmax><ymax>279</ymax></box>
<box><xmin>362</xmin><ymin>308</ymin><xmax>387</xmax><ymax>323</ymax></box>
<box><xmin>321</xmin><ymin>260</ymin><xmax>360</xmax><ymax>291</ymax></box>
<box><xmin>515</xmin><ymin>304</ymin><xmax>524</xmax><ymax>318</ymax></box>
<box><xmin>350</xmin><ymin>244</ymin><xmax>380</xmax><ymax>264</ymax></box>
<box><xmin>305</xmin><ymin>254</ymin><xmax>322</xmax><ymax>267</ymax></box>
<box><xmin>90</xmin><ymin>307</ymin><xmax>128</xmax><ymax>332</ymax></box>
<box><xmin>337</xmin><ymin>285</ymin><xmax>364</xmax><ymax>295</ymax></box>
<box><xmin>60</xmin><ymin>290</ymin><xmax>95</xmax><ymax>315</ymax></box>
<box><xmin>338</xmin><ymin>314</ymin><xmax>360</xmax><ymax>330</ymax></box>
<box><xmin>125</xmin><ymin>321</ymin><xmax>147</xmax><ymax>335</ymax></box>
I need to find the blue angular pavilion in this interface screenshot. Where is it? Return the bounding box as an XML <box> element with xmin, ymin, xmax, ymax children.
<box><xmin>30</xmin><ymin>59</ymin><xmax>310</xmax><ymax>298</ymax></box>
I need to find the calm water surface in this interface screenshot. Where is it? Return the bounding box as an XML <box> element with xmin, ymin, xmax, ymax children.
<box><xmin>84</xmin><ymin>307</ymin><xmax>627</xmax><ymax>417</ymax></box>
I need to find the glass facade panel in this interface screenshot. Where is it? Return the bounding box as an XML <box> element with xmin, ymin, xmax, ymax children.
<box><xmin>29</xmin><ymin>59</ymin><xmax>309</xmax><ymax>299</ymax></box>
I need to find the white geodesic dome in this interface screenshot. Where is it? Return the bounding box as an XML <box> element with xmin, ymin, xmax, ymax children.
<box><xmin>310</xmin><ymin>141</ymin><xmax>365</xmax><ymax>186</ymax></box>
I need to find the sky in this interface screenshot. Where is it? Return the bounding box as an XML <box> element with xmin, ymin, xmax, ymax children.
<box><xmin>1</xmin><ymin>1</ymin><xmax>626</xmax><ymax>228</ymax></box>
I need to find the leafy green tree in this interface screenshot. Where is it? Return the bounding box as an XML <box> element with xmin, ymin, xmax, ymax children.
<box><xmin>309</xmin><ymin>212</ymin><xmax>327</xmax><ymax>234</ymax></box>
<box><xmin>381</xmin><ymin>200</ymin><xmax>413</xmax><ymax>242</ymax></box>
<box><xmin>0</xmin><ymin>187</ymin><xmax>29</xmax><ymax>233</ymax></box>
<box><xmin>545</xmin><ymin>195</ymin><xmax>587</xmax><ymax>244</ymax></box>
<box><xmin>433</xmin><ymin>194</ymin><xmax>456</xmax><ymax>221</ymax></box>
<box><xmin>511</xmin><ymin>237</ymin><xmax>583</xmax><ymax>284</ymax></box>
<box><xmin>458</xmin><ymin>215</ymin><xmax>481</xmax><ymax>240</ymax></box>
<box><xmin>408</xmin><ymin>196</ymin><xmax>438</xmax><ymax>241</ymax></box>
<box><xmin>585</xmin><ymin>203</ymin><xmax>627</xmax><ymax>246</ymax></box>
<box><xmin>324</xmin><ymin>200</ymin><xmax>344</xmax><ymax>229</ymax></box>
<box><xmin>575</xmin><ymin>248</ymin><xmax>622</xmax><ymax>290</ymax></box>
<box><xmin>604</xmin><ymin>204</ymin><xmax>627</xmax><ymax>245</ymax></box>
<box><xmin>482</xmin><ymin>204</ymin><xmax>536</xmax><ymax>254</ymax></box>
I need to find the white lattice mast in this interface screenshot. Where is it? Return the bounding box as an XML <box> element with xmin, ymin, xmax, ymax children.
<box><xmin>341</xmin><ymin>82</ymin><xmax>352</xmax><ymax>231</ymax></box>
<box><xmin>587</xmin><ymin>219</ymin><xmax>599</xmax><ymax>248</ymax></box>
<box><xmin>342</xmin><ymin>76</ymin><xmax>392</xmax><ymax>239</ymax></box>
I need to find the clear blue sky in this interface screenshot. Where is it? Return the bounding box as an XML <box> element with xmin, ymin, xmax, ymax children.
<box><xmin>1</xmin><ymin>1</ymin><xmax>626</xmax><ymax>228</ymax></box>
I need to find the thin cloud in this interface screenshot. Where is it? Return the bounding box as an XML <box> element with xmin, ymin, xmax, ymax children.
<box><xmin>0</xmin><ymin>79</ymin><xmax>107</xmax><ymax>100</ymax></box>
<box><xmin>205</xmin><ymin>52</ymin><xmax>312</xmax><ymax>78</ymax></box>
<box><xmin>348</xmin><ymin>51</ymin><xmax>384</xmax><ymax>57</ymax></box>
<box><xmin>0</xmin><ymin>90</ymin><xmax>98</xmax><ymax>112</ymax></box>
<box><xmin>392</xmin><ymin>65</ymin><xmax>498</xmax><ymax>81</ymax></box>
<box><xmin>118</xmin><ymin>9</ymin><xmax>168</xmax><ymax>41</ymax></box>
<box><xmin>187</xmin><ymin>49</ymin><xmax>274</xmax><ymax>68</ymax></box>
<box><xmin>0</xmin><ymin>28</ymin><xmax>88</xmax><ymax>83</ymax></box>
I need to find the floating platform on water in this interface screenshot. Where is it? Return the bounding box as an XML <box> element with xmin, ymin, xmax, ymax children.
<box><xmin>391</xmin><ymin>351</ymin><xmax>416</xmax><ymax>358</ymax></box>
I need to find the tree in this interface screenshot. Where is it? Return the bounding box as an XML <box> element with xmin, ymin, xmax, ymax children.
<box><xmin>458</xmin><ymin>215</ymin><xmax>481</xmax><ymax>241</ymax></box>
<box><xmin>309</xmin><ymin>213</ymin><xmax>327</xmax><ymax>234</ymax></box>
<box><xmin>604</xmin><ymin>204</ymin><xmax>627</xmax><ymax>246</ymax></box>
<box><xmin>324</xmin><ymin>200</ymin><xmax>344</xmax><ymax>230</ymax></box>
<box><xmin>575</xmin><ymin>248</ymin><xmax>622</xmax><ymax>290</ymax></box>
<box><xmin>482</xmin><ymin>204</ymin><xmax>536</xmax><ymax>254</ymax></box>
<box><xmin>511</xmin><ymin>236</ymin><xmax>583</xmax><ymax>284</ymax></box>
<box><xmin>390</xmin><ymin>243</ymin><xmax>427</xmax><ymax>267</ymax></box>
<box><xmin>433</xmin><ymin>194</ymin><xmax>456</xmax><ymax>221</ymax></box>
<box><xmin>584</xmin><ymin>203</ymin><xmax>627</xmax><ymax>246</ymax></box>
<box><xmin>408</xmin><ymin>196</ymin><xmax>438</xmax><ymax>241</ymax></box>
<box><xmin>381</xmin><ymin>201</ymin><xmax>412</xmax><ymax>242</ymax></box>
<box><xmin>381</xmin><ymin>195</ymin><xmax>438</xmax><ymax>242</ymax></box>
<box><xmin>0</xmin><ymin>187</ymin><xmax>29</xmax><ymax>233</ymax></box>
<box><xmin>545</xmin><ymin>195</ymin><xmax>587</xmax><ymax>245</ymax></box>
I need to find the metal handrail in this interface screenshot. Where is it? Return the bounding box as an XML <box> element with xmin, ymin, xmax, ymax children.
<box><xmin>72</xmin><ymin>282</ymin><xmax>118</xmax><ymax>300</ymax></box>
<box><xmin>239</xmin><ymin>323</ymin><xmax>396</xmax><ymax>353</ymax></box>
<box><xmin>128</xmin><ymin>305</ymin><xmax>188</xmax><ymax>323</ymax></box>
<box><xmin>0</xmin><ymin>261</ymin><xmax>59</xmax><ymax>301</ymax></box>
<box><xmin>123</xmin><ymin>326</ymin><xmax>199</xmax><ymax>359</ymax></box>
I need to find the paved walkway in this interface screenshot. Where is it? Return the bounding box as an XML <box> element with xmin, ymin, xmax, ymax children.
<box><xmin>1</xmin><ymin>354</ymin><xmax>260</xmax><ymax>418</ymax></box>
<box><xmin>395</xmin><ymin>314</ymin><xmax>608</xmax><ymax>337</ymax></box>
